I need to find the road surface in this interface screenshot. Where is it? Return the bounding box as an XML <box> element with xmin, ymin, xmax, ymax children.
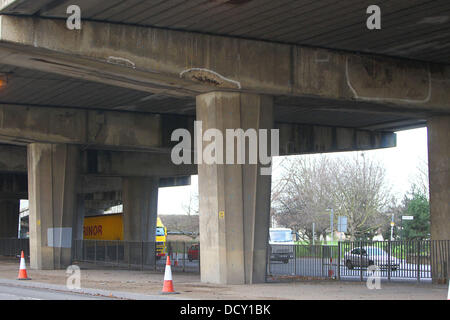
<box><xmin>0</xmin><ymin>283</ymin><xmax>113</xmax><ymax>300</ymax></box>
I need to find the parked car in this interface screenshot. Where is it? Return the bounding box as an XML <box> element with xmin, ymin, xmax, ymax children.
<box><xmin>344</xmin><ymin>246</ymin><xmax>400</xmax><ymax>270</ymax></box>
<box><xmin>188</xmin><ymin>243</ymin><xmax>199</xmax><ymax>261</ymax></box>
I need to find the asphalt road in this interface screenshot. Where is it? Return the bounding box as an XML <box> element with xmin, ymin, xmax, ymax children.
<box><xmin>0</xmin><ymin>284</ymin><xmax>113</xmax><ymax>300</ymax></box>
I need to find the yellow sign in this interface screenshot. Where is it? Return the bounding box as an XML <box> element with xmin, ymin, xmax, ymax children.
<box><xmin>390</xmin><ymin>222</ymin><xmax>395</xmax><ymax>227</ymax></box>
<box><xmin>219</xmin><ymin>211</ymin><xmax>225</xmax><ymax>219</ymax></box>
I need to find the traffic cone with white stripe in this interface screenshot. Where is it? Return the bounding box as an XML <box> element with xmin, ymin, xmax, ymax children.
<box><xmin>161</xmin><ymin>256</ymin><xmax>178</xmax><ymax>294</ymax></box>
<box><xmin>17</xmin><ymin>251</ymin><xmax>31</xmax><ymax>280</ymax></box>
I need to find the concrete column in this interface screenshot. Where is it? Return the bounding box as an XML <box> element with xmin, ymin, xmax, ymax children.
<box><xmin>122</xmin><ymin>177</ymin><xmax>159</xmax><ymax>264</ymax></box>
<box><xmin>196</xmin><ymin>92</ymin><xmax>274</xmax><ymax>284</ymax></box>
<box><xmin>27</xmin><ymin>143</ymin><xmax>79</xmax><ymax>269</ymax></box>
<box><xmin>0</xmin><ymin>199</ymin><xmax>19</xmax><ymax>238</ymax></box>
<box><xmin>427</xmin><ymin>116</ymin><xmax>450</xmax><ymax>283</ymax></box>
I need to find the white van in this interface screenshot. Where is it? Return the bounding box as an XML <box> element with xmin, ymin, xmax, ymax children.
<box><xmin>269</xmin><ymin>228</ymin><xmax>295</xmax><ymax>264</ymax></box>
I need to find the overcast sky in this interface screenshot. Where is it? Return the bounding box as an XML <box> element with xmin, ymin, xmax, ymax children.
<box><xmin>158</xmin><ymin>127</ymin><xmax>429</xmax><ymax>215</ymax></box>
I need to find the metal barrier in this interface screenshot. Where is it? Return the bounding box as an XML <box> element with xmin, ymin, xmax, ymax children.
<box><xmin>268</xmin><ymin>240</ymin><xmax>450</xmax><ymax>283</ymax></box>
<box><xmin>1</xmin><ymin>238</ymin><xmax>448</xmax><ymax>282</ymax></box>
<box><xmin>0</xmin><ymin>238</ymin><xmax>30</xmax><ymax>258</ymax></box>
<box><xmin>73</xmin><ymin>240</ymin><xmax>200</xmax><ymax>273</ymax></box>
<box><xmin>267</xmin><ymin>244</ymin><xmax>338</xmax><ymax>280</ymax></box>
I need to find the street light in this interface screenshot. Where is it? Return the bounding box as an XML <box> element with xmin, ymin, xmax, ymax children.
<box><xmin>326</xmin><ymin>208</ymin><xmax>334</xmax><ymax>243</ymax></box>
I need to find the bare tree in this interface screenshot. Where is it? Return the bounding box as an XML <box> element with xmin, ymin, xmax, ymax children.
<box><xmin>272</xmin><ymin>153</ymin><xmax>392</xmax><ymax>242</ymax></box>
<box><xmin>409</xmin><ymin>158</ymin><xmax>429</xmax><ymax>196</ymax></box>
<box><xmin>272</xmin><ymin>156</ymin><xmax>333</xmax><ymax>243</ymax></box>
<box><xmin>329</xmin><ymin>153</ymin><xmax>392</xmax><ymax>240</ymax></box>
<box><xmin>182</xmin><ymin>191</ymin><xmax>199</xmax><ymax>216</ymax></box>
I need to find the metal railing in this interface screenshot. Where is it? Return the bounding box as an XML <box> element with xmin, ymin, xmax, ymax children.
<box><xmin>1</xmin><ymin>238</ymin><xmax>448</xmax><ymax>283</ymax></box>
<box><xmin>0</xmin><ymin>238</ymin><xmax>29</xmax><ymax>258</ymax></box>
<box><xmin>73</xmin><ymin>240</ymin><xmax>200</xmax><ymax>273</ymax></box>
<box><xmin>267</xmin><ymin>240</ymin><xmax>450</xmax><ymax>283</ymax></box>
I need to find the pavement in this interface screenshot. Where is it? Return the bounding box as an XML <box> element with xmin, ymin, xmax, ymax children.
<box><xmin>0</xmin><ymin>257</ymin><xmax>447</xmax><ymax>300</ymax></box>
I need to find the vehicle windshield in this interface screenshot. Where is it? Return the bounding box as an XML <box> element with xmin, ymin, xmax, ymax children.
<box><xmin>270</xmin><ymin>230</ymin><xmax>292</xmax><ymax>242</ymax></box>
<box><xmin>156</xmin><ymin>227</ymin><xmax>165</xmax><ymax>236</ymax></box>
<box><xmin>364</xmin><ymin>247</ymin><xmax>386</xmax><ymax>255</ymax></box>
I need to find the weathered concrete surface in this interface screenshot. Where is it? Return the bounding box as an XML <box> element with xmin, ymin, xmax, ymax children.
<box><xmin>0</xmin><ymin>16</ymin><xmax>449</xmax><ymax>113</ymax></box>
<box><xmin>428</xmin><ymin>115</ymin><xmax>450</xmax><ymax>241</ymax></box>
<box><xmin>276</xmin><ymin>123</ymin><xmax>396</xmax><ymax>155</ymax></box>
<box><xmin>0</xmin><ymin>104</ymin><xmax>194</xmax><ymax>151</ymax></box>
<box><xmin>27</xmin><ymin>143</ymin><xmax>79</xmax><ymax>269</ymax></box>
<box><xmin>0</xmin><ymin>199</ymin><xmax>19</xmax><ymax>238</ymax></box>
<box><xmin>122</xmin><ymin>177</ymin><xmax>159</xmax><ymax>264</ymax></box>
<box><xmin>0</xmin><ymin>0</ymin><xmax>54</xmax><ymax>14</ymax></box>
<box><xmin>197</xmin><ymin>92</ymin><xmax>273</xmax><ymax>285</ymax></box>
<box><xmin>0</xmin><ymin>106</ymin><xmax>396</xmax><ymax>157</ymax></box>
<box><xmin>84</xmin><ymin>150</ymin><xmax>197</xmax><ymax>177</ymax></box>
<box><xmin>122</xmin><ymin>177</ymin><xmax>159</xmax><ymax>242</ymax></box>
<box><xmin>427</xmin><ymin>116</ymin><xmax>450</xmax><ymax>283</ymax></box>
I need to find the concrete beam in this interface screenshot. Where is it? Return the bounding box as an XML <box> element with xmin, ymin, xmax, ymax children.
<box><xmin>0</xmin><ymin>104</ymin><xmax>193</xmax><ymax>151</ymax></box>
<box><xmin>277</xmin><ymin>123</ymin><xmax>396</xmax><ymax>155</ymax></box>
<box><xmin>0</xmin><ymin>105</ymin><xmax>395</xmax><ymax>156</ymax></box>
<box><xmin>0</xmin><ymin>16</ymin><xmax>449</xmax><ymax>113</ymax></box>
<box><xmin>83</xmin><ymin>150</ymin><xmax>197</xmax><ymax>177</ymax></box>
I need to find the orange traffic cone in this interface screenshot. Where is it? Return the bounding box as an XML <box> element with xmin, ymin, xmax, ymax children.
<box><xmin>161</xmin><ymin>256</ymin><xmax>178</xmax><ymax>294</ymax></box>
<box><xmin>17</xmin><ymin>251</ymin><xmax>31</xmax><ymax>280</ymax></box>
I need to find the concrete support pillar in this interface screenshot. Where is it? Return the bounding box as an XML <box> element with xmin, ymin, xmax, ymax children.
<box><xmin>0</xmin><ymin>199</ymin><xmax>19</xmax><ymax>238</ymax></box>
<box><xmin>122</xmin><ymin>177</ymin><xmax>159</xmax><ymax>264</ymax></box>
<box><xmin>27</xmin><ymin>143</ymin><xmax>79</xmax><ymax>269</ymax></box>
<box><xmin>427</xmin><ymin>116</ymin><xmax>450</xmax><ymax>283</ymax></box>
<box><xmin>196</xmin><ymin>92</ymin><xmax>274</xmax><ymax>284</ymax></box>
<box><xmin>74</xmin><ymin>195</ymin><xmax>85</xmax><ymax>241</ymax></box>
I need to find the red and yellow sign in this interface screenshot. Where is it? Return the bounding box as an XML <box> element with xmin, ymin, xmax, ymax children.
<box><xmin>83</xmin><ymin>214</ymin><xmax>123</xmax><ymax>240</ymax></box>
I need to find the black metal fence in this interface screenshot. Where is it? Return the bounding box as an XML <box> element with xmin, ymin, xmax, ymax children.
<box><xmin>0</xmin><ymin>238</ymin><xmax>29</xmax><ymax>258</ymax></box>
<box><xmin>267</xmin><ymin>240</ymin><xmax>450</xmax><ymax>283</ymax></box>
<box><xmin>1</xmin><ymin>238</ymin><xmax>448</xmax><ymax>283</ymax></box>
<box><xmin>72</xmin><ymin>240</ymin><xmax>200</xmax><ymax>273</ymax></box>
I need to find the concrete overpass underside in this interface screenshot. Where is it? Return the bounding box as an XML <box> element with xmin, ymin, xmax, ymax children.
<box><xmin>0</xmin><ymin>0</ymin><xmax>448</xmax><ymax>284</ymax></box>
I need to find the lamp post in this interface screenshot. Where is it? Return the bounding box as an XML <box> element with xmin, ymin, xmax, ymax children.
<box><xmin>326</xmin><ymin>208</ymin><xmax>334</xmax><ymax>244</ymax></box>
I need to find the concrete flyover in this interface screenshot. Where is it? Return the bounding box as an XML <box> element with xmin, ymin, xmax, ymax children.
<box><xmin>0</xmin><ymin>0</ymin><xmax>448</xmax><ymax>283</ymax></box>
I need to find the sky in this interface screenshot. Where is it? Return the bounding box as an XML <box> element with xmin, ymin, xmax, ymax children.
<box><xmin>157</xmin><ymin>127</ymin><xmax>429</xmax><ymax>215</ymax></box>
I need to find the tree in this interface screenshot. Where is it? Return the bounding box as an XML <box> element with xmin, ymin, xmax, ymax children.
<box><xmin>182</xmin><ymin>190</ymin><xmax>199</xmax><ymax>216</ymax></box>
<box><xmin>273</xmin><ymin>153</ymin><xmax>392</xmax><ymax>242</ymax></box>
<box><xmin>401</xmin><ymin>185</ymin><xmax>430</xmax><ymax>240</ymax></box>
<box><xmin>272</xmin><ymin>156</ymin><xmax>336</xmax><ymax>243</ymax></box>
